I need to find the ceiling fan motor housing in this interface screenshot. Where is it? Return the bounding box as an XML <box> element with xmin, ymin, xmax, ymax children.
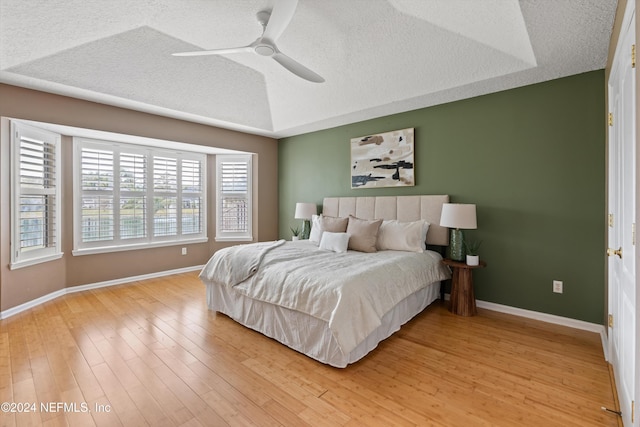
<box><xmin>256</xmin><ymin>10</ymin><xmax>271</xmax><ymax>27</ymax></box>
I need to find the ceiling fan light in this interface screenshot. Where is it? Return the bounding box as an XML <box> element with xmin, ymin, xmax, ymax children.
<box><xmin>255</xmin><ymin>44</ymin><xmax>275</xmax><ymax>56</ymax></box>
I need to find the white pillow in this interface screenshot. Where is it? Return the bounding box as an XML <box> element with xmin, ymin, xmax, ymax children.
<box><xmin>420</xmin><ymin>221</ymin><xmax>430</xmax><ymax>250</ymax></box>
<box><xmin>309</xmin><ymin>214</ymin><xmax>322</xmax><ymax>243</ymax></box>
<box><xmin>319</xmin><ymin>232</ymin><xmax>350</xmax><ymax>253</ymax></box>
<box><xmin>376</xmin><ymin>219</ymin><xmax>429</xmax><ymax>252</ymax></box>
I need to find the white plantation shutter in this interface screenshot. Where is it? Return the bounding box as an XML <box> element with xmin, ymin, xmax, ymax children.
<box><xmin>216</xmin><ymin>155</ymin><xmax>252</xmax><ymax>241</ymax></box>
<box><xmin>181</xmin><ymin>158</ymin><xmax>203</xmax><ymax>235</ymax></box>
<box><xmin>153</xmin><ymin>156</ymin><xmax>178</xmax><ymax>238</ymax></box>
<box><xmin>74</xmin><ymin>138</ymin><xmax>206</xmax><ymax>253</ymax></box>
<box><xmin>11</xmin><ymin>122</ymin><xmax>62</xmax><ymax>268</ymax></box>
<box><xmin>120</xmin><ymin>152</ymin><xmax>146</xmax><ymax>240</ymax></box>
<box><xmin>80</xmin><ymin>147</ymin><xmax>115</xmax><ymax>242</ymax></box>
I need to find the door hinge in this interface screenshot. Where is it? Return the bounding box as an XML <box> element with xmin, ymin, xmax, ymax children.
<box><xmin>632</xmin><ymin>400</ymin><xmax>635</xmax><ymax>422</ymax></box>
<box><xmin>608</xmin><ymin>112</ymin><xmax>614</xmax><ymax>126</ymax></box>
<box><xmin>632</xmin><ymin>223</ymin><xmax>636</xmax><ymax>245</ymax></box>
<box><xmin>608</xmin><ymin>314</ymin><xmax>614</xmax><ymax>328</ymax></box>
<box><xmin>608</xmin><ymin>213</ymin><xmax>614</xmax><ymax>227</ymax></box>
<box><xmin>633</xmin><ymin>44</ymin><xmax>636</xmax><ymax>68</ymax></box>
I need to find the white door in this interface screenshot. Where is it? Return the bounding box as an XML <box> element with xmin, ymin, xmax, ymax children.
<box><xmin>608</xmin><ymin>3</ymin><xmax>636</xmax><ymax>426</ymax></box>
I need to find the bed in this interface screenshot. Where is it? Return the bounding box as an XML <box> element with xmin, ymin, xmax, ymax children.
<box><xmin>200</xmin><ymin>195</ymin><xmax>452</xmax><ymax>367</ymax></box>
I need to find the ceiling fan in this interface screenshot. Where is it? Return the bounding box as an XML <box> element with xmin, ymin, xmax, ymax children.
<box><xmin>172</xmin><ymin>0</ymin><xmax>324</xmax><ymax>83</ymax></box>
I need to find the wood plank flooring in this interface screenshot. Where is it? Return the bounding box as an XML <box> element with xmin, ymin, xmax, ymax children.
<box><xmin>0</xmin><ymin>272</ymin><xmax>619</xmax><ymax>426</ymax></box>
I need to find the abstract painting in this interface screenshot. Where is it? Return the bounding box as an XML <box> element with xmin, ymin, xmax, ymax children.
<box><xmin>350</xmin><ymin>128</ymin><xmax>415</xmax><ymax>189</ymax></box>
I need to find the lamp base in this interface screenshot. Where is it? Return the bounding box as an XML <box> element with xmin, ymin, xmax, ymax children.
<box><xmin>449</xmin><ymin>229</ymin><xmax>464</xmax><ymax>261</ymax></box>
<box><xmin>301</xmin><ymin>220</ymin><xmax>311</xmax><ymax>240</ymax></box>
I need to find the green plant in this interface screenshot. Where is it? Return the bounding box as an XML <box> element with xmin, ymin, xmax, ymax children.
<box><xmin>464</xmin><ymin>239</ymin><xmax>482</xmax><ymax>256</ymax></box>
<box><xmin>290</xmin><ymin>226</ymin><xmax>300</xmax><ymax>237</ymax></box>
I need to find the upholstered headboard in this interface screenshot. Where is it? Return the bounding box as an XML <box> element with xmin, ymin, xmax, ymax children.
<box><xmin>322</xmin><ymin>195</ymin><xmax>450</xmax><ymax>246</ymax></box>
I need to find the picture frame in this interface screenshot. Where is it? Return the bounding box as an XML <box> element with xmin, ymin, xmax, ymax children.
<box><xmin>350</xmin><ymin>127</ymin><xmax>415</xmax><ymax>189</ymax></box>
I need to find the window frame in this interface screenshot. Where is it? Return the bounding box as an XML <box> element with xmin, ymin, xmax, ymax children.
<box><xmin>72</xmin><ymin>138</ymin><xmax>207</xmax><ymax>255</ymax></box>
<box><xmin>10</xmin><ymin>121</ymin><xmax>63</xmax><ymax>269</ymax></box>
<box><xmin>215</xmin><ymin>154</ymin><xmax>253</xmax><ymax>242</ymax></box>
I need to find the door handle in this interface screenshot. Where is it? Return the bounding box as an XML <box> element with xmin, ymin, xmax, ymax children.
<box><xmin>607</xmin><ymin>247</ymin><xmax>623</xmax><ymax>258</ymax></box>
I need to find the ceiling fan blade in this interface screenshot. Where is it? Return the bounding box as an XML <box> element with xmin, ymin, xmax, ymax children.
<box><xmin>263</xmin><ymin>0</ymin><xmax>298</xmax><ymax>41</ymax></box>
<box><xmin>172</xmin><ymin>46</ymin><xmax>253</xmax><ymax>57</ymax></box>
<box><xmin>273</xmin><ymin>52</ymin><xmax>324</xmax><ymax>83</ymax></box>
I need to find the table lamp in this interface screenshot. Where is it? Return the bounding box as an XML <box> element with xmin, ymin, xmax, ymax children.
<box><xmin>294</xmin><ymin>202</ymin><xmax>317</xmax><ymax>239</ymax></box>
<box><xmin>439</xmin><ymin>203</ymin><xmax>477</xmax><ymax>261</ymax></box>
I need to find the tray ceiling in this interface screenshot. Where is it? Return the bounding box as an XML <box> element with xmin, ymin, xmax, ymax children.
<box><xmin>0</xmin><ymin>0</ymin><xmax>617</xmax><ymax>138</ymax></box>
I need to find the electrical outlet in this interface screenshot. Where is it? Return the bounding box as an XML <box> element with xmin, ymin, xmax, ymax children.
<box><xmin>553</xmin><ymin>280</ymin><xmax>563</xmax><ymax>293</ymax></box>
<box><xmin>181</xmin><ymin>247</ymin><xmax>187</xmax><ymax>256</ymax></box>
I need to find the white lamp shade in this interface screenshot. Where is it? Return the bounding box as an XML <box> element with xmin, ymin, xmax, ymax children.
<box><xmin>294</xmin><ymin>202</ymin><xmax>317</xmax><ymax>220</ymax></box>
<box><xmin>439</xmin><ymin>203</ymin><xmax>477</xmax><ymax>229</ymax></box>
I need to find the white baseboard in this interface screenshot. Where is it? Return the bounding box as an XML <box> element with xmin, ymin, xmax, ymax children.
<box><xmin>475</xmin><ymin>299</ymin><xmax>605</xmax><ymax>333</ymax></box>
<box><xmin>444</xmin><ymin>294</ymin><xmax>609</xmax><ymax>360</ymax></box>
<box><xmin>0</xmin><ymin>265</ymin><xmax>204</xmax><ymax>320</ymax></box>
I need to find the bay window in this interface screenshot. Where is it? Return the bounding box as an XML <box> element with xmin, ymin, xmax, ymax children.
<box><xmin>74</xmin><ymin>138</ymin><xmax>206</xmax><ymax>254</ymax></box>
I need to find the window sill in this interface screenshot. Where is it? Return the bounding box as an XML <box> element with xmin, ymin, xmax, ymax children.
<box><xmin>10</xmin><ymin>253</ymin><xmax>64</xmax><ymax>270</ymax></box>
<box><xmin>72</xmin><ymin>237</ymin><xmax>208</xmax><ymax>256</ymax></box>
<box><xmin>215</xmin><ymin>236</ymin><xmax>254</xmax><ymax>243</ymax></box>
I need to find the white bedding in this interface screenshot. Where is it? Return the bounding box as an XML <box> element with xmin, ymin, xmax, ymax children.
<box><xmin>200</xmin><ymin>239</ymin><xmax>286</xmax><ymax>286</ymax></box>
<box><xmin>200</xmin><ymin>240</ymin><xmax>450</xmax><ymax>355</ymax></box>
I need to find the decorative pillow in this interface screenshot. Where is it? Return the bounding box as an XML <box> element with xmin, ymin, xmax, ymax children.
<box><xmin>309</xmin><ymin>214</ymin><xmax>322</xmax><ymax>243</ymax></box>
<box><xmin>309</xmin><ymin>215</ymin><xmax>349</xmax><ymax>244</ymax></box>
<box><xmin>319</xmin><ymin>232</ymin><xmax>350</xmax><ymax>253</ymax></box>
<box><xmin>377</xmin><ymin>219</ymin><xmax>430</xmax><ymax>253</ymax></box>
<box><xmin>346</xmin><ymin>215</ymin><xmax>383</xmax><ymax>253</ymax></box>
<box><xmin>321</xmin><ymin>215</ymin><xmax>349</xmax><ymax>233</ymax></box>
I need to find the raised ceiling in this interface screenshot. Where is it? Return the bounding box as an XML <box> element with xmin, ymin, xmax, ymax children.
<box><xmin>0</xmin><ymin>0</ymin><xmax>617</xmax><ymax>138</ymax></box>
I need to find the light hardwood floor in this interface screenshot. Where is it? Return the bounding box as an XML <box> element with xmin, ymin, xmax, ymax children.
<box><xmin>0</xmin><ymin>272</ymin><xmax>619</xmax><ymax>426</ymax></box>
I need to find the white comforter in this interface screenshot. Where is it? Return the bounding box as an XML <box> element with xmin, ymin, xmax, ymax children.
<box><xmin>200</xmin><ymin>241</ymin><xmax>450</xmax><ymax>353</ymax></box>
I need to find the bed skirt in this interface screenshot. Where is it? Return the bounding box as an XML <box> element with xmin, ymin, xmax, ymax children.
<box><xmin>204</xmin><ymin>280</ymin><xmax>441</xmax><ymax>368</ymax></box>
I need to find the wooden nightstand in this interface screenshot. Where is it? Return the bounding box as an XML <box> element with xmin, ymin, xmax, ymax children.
<box><xmin>442</xmin><ymin>259</ymin><xmax>487</xmax><ymax>316</ymax></box>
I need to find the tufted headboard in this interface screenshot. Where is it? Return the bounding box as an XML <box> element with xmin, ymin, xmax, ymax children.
<box><xmin>322</xmin><ymin>195</ymin><xmax>450</xmax><ymax>246</ymax></box>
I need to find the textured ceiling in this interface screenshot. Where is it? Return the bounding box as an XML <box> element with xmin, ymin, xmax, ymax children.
<box><xmin>0</xmin><ymin>0</ymin><xmax>617</xmax><ymax>138</ymax></box>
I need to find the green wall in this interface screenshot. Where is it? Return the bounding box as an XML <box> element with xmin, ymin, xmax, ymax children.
<box><xmin>278</xmin><ymin>70</ymin><xmax>606</xmax><ymax>324</ymax></box>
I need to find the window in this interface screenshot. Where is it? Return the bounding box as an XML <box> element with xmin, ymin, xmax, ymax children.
<box><xmin>216</xmin><ymin>154</ymin><xmax>252</xmax><ymax>241</ymax></box>
<box><xmin>74</xmin><ymin>138</ymin><xmax>206</xmax><ymax>254</ymax></box>
<box><xmin>10</xmin><ymin>122</ymin><xmax>62</xmax><ymax>268</ymax></box>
